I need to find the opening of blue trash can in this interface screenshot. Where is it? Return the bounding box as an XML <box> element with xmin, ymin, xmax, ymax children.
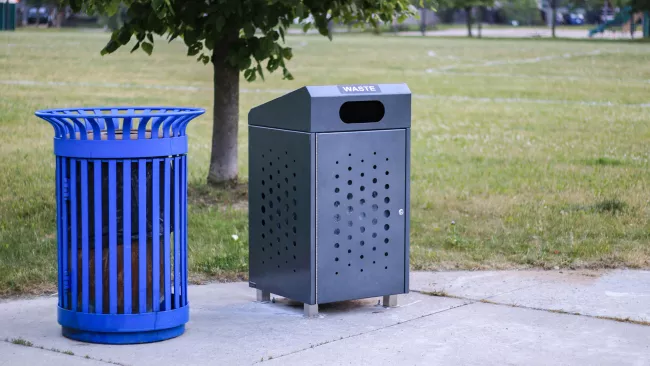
<box><xmin>35</xmin><ymin>107</ymin><xmax>204</xmax><ymax>344</ymax></box>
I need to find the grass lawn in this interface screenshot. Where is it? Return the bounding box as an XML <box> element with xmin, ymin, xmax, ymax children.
<box><xmin>1</xmin><ymin>29</ymin><xmax>649</xmax><ymax>296</ymax></box>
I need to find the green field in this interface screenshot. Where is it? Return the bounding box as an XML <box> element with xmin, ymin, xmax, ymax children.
<box><xmin>1</xmin><ymin>29</ymin><xmax>649</xmax><ymax>296</ymax></box>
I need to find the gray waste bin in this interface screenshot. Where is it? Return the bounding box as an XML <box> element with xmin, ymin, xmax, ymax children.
<box><xmin>248</xmin><ymin>84</ymin><xmax>411</xmax><ymax>316</ymax></box>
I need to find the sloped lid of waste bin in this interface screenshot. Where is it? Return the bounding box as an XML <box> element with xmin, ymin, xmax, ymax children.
<box><xmin>248</xmin><ymin>83</ymin><xmax>410</xmax><ymax>133</ymax></box>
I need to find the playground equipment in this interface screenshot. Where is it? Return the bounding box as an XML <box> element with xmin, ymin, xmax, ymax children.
<box><xmin>589</xmin><ymin>6</ymin><xmax>650</xmax><ymax>38</ymax></box>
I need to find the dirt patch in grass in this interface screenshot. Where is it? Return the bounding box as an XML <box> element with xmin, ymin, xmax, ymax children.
<box><xmin>188</xmin><ymin>181</ymin><xmax>248</xmax><ymax>210</ymax></box>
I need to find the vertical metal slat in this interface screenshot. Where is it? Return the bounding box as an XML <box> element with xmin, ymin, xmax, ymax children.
<box><xmin>108</xmin><ymin>160</ymin><xmax>118</xmax><ymax>314</ymax></box>
<box><xmin>138</xmin><ymin>159</ymin><xmax>147</xmax><ymax>314</ymax></box>
<box><xmin>173</xmin><ymin>157</ymin><xmax>180</xmax><ymax>309</ymax></box>
<box><xmin>182</xmin><ymin>156</ymin><xmax>188</xmax><ymax>306</ymax></box>
<box><xmin>70</xmin><ymin>159</ymin><xmax>78</xmax><ymax>312</ymax></box>
<box><xmin>163</xmin><ymin>158</ymin><xmax>171</xmax><ymax>310</ymax></box>
<box><xmin>61</xmin><ymin>158</ymin><xmax>68</xmax><ymax>310</ymax></box>
<box><xmin>80</xmin><ymin>160</ymin><xmax>89</xmax><ymax>313</ymax></box>
<box><xmin>55</xmin><ymin>157</ymin><xmax>63</xmax><ymax>308</ymax></box>
<box><xmin>93</xmin><ymin>161</ymin><xmax>103</xmax><ymax>313</ymax></box>
<box><xmin>123</xmin><ymin>160</ymin><xmax>132</xmax><ymax>314</ymax></box>
<box><xmin>152</xmin><ymin>159</ymin><xmax>160</xmax><ymax>312</ymax></box>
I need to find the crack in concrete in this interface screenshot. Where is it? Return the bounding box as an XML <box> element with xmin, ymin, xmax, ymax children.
<box><xmin>2</xmin><ymin>338</ymin><xmax>127</xmax><ymax>366</ymax></box>
<box><xmin>413</xmin><ymin>287</ymin><xmax>650</xmax><ymax>328</ymax></box>
<box><xmin>253</xmin><ymin>299</ymin><xmax>477</xmax><ymax>364</ymax></box>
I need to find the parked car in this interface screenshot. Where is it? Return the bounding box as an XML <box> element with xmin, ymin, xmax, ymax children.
<box><xmin>27</xmin><ymin>7</ymin><xmax>49</xmax><ymax>25</ymax></box>
<box><xmin>565</xmin><ymin>12</ymin><xmax>585</xmax><ymax>24</ymax></box>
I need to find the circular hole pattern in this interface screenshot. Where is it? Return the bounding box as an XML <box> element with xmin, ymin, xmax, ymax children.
<box><xmin>334</xmin><ymin>243</ymin><xmax>340</xmax><ymax>248</ymax></box>
<box><xmin>384</xmin><ymin>210</ymin><xmax>390</xmax><ymax>218</ymax></box>
<box><xmin>360</xmin><ymin>226</ymin><xmax>366</xmax><ymax>233</ymax></box>
<box><xmin>372</xmin><ymin>233</ymin><xmax>377</xmax><ymax>238</ymax></box>
<box><xmin>372</xmin><ymin>204</ymin><xmax>378</xmax><ymax>212</ymax></box>
<box><xmin>347</xmin><ymin>180</ymin><xmax>352</xmax><ymax>186</ymax></box>
<box><xmin>347</xmin><ymin>193</ymin><xmax>353</xmax><ymax>200</ymax></box>
<box><xmin>334</xmin><ymin>201</ymin><xmax>340</xmax><ymax>207</ymax></box>
<box><xmin>334</xmin><ymin>228</ymin><xmax>340</xmax><ymax>235</ymax></box>
<box><xmin>372</xmin><ymin>191</ymin><xmax>378</xmax><ymax>198</ymax></box>
<box><xmin>347</xmin><ymin>206</ymin><xmax>354</xmax><ymax>213</ymax></box>
<box><xmin>384</xmin><ymin>224</ymin><xmax>390</xmax><ymax>231</ymax></box>
<box><xmin>384</xmin><ymin>238</ymin><xmax>389</xmax><ymax>244</ymax></box>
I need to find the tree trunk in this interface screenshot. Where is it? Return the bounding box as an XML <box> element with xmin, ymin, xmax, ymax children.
<box><xmin>465</xmin><ymin>7</ymin><xmax>473</xmax><ymax>37</ymax></box>
<box><xmin>208</xmin><ymin>34</ymin><xmax>240</xmax><ymax>185</ymax></box>
<box><xmin>420</xmin><ymin>8</ymin><xmax>427</xmax><ymax>36</ymax></box>
<box><xmin>551</xmin><ymin>0</ymin><xmax>557</xmax><ymax>38</ymax></box>
<box><xmin>478</xmin><ymin>7</ymin><xmax>483</xmax><ymax>38</ymax></box>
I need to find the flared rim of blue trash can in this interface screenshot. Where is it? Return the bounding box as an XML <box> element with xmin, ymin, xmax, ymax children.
<box><xmin>35</xmin><ymin>106</ymin><xmax>205</xmax><ymax>119</ymax></box>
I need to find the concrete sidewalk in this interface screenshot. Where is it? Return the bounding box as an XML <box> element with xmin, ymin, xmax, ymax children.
<box><xmin>1</xmin><ymin>270</ymin><xmax>649</xmax><ymax>365</ymax></box>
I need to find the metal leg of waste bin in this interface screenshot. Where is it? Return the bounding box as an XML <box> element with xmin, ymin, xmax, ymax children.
<box><xmin>383</xmin><ymin>295</ymin><xmax>398</xmax><ymax>308</ymax></box>
<box><xmin>304</xmin><ymin>304</ymin><xmax>319</xmax><ymax>317</ymax></box>
<box><xmin>256</xmin><ymin>289</ymin><xmax>270</xmax><ymax>302</ymax></box>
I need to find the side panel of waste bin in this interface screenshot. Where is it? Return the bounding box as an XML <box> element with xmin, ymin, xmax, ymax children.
<box><xmin>248</xmin><ymin>126</ymin><xmax>316</xmax><ymax>305</ymax></box>
<box><xmin>315</xmin><ymin>129</ymin><xmax>407</xmax><ymax>304</ymax></box>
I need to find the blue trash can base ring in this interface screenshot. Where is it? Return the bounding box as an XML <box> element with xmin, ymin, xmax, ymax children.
<box><xmin>62</xmin><ymin>325</ymin><xmax>185</xmax><ymax>345</ymax></box>
<box><xmin>58</xmin><ymin>306</ymin><xmax>189</xmax><ymax>333</ymax></box>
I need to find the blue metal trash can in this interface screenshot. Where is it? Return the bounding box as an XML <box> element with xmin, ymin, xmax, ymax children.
<box><xmin>35</xmin><ymin>107</ymin><xmax>204</xmax><ymax>344</ymax></box>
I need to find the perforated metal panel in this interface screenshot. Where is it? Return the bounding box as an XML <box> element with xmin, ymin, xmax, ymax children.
<box><xmin>315</xmin><ymin>130</ymin><xmax>406</xmax><ymax>303</ymax></box>
<box><xmin>248</xmin><ymin>126</ymin><xmax>315</xmax><ymax>305</ymax></box>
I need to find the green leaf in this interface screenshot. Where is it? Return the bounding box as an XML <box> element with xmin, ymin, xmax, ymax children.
<box><xmin>101</xmin><ymin>40</ymin><xmax>120</xmax><ymax>55</ymax></box>
<box><xmin>281</xmin><ymin>47</ymin><xmax>293</xmax><ymax>60</ymax></box>
<box><xmin>184</xmin><ymin>29</ymin><xmax>198</xmax><ymax>46</ymax></box>
<box><xmin>278</xmin><ymin>26</ymin><xmax>285</xmax><ymax>43</ymax></box>
<box><xmin>187</xmin><ymin>43</ymin><xmax>202</xmax><ymax>56</ymax></box>
<box><xmin>243</xmin><ymin>23</ymin><xmax>255</xmax><ymax>38</ymax></box>
<box><xmin>147</xmin><ymin>33</ymin><xmax>154</xmax><ymax>43</ymax></box>
<box><xmin>239</xmin><ymin>57</ymin><xmax>252</xmax><ymax>70</ymax></box>
<box><xmin>215</xmin><ymin>16</ymin><xmax>226</xmax><ymax>32</ymax></box>
<box><xmin>141</xmin><ymin>42</ymin><xmax>154</xmax><ymax>55</ymax></box>
<box><xmin>197</xmin><ymin>54</ymin><xmax>210</xmax><ymax>65</ymax></box>
<box><xmin>244</xmin><ymin>69</ymin><xmax>256</xmax><ymax>82</ymax></box>
<box><xmin>117</xmin><ymin>28</ymin><xmax>132</xmax><ymax>45</ymax></box>
<box><xmin>168</xmin><ymin>31</ymin><xmax>180</xmax><ymax>43</ymax></box>
<box><xmin>302</xmin><ymin>23</ymin><xmax>311</xmax><ymax>33</ymax></box>
<box><xmin>130</xmin><ymin>42</ymin><xmax>141</xmax><ymax>53</ymax></box>
<box><xmin>282</xmin><ymin>68</ymin><xmax>294</xmax><ymax>80</ymax></box>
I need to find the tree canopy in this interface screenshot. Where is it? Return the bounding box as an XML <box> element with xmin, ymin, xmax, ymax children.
<box><xmin>69</xmin><ymin>0</ymin><xmax>416</xmax><ymax>82</ymax></box>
